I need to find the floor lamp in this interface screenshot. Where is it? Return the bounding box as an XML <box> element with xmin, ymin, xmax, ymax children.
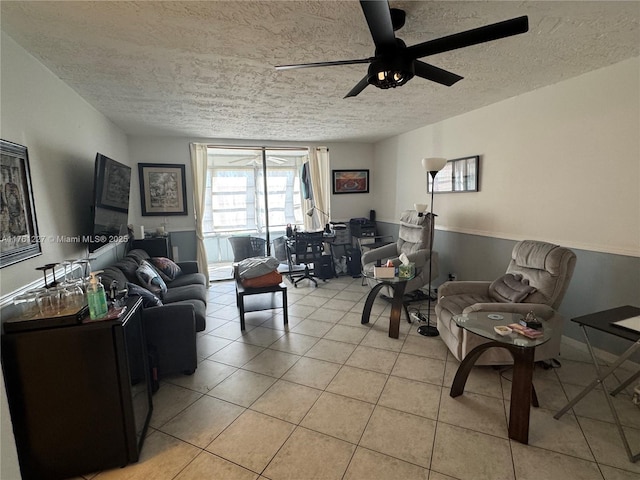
<box><xmin>417</xmin><ymin>157</ymin><xmax>447</xmax><ymax>337</ymax></box>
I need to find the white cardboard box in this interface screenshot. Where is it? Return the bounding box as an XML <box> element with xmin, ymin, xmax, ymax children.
<box><xmin>374</xmin><ymin>266</ymin><xmax>395</xmax><ymax>278</ymax></box>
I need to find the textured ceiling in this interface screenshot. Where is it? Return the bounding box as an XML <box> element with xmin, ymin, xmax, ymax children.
<box><xmin>1</xmin><ymin>1</ymin><xmax>638</xmax><ymax>143</ymax></box>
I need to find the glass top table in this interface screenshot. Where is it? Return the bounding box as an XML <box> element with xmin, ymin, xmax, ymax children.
<box><xmin>453</xmin><ymin>311</ymin><xmax>552</xmax><ymax>349</ymax></box>
<box><xmin>360</xmin><ymin>271</ymin><xmax>411</xmax><ymax>339</ymax></box>
<box><xmin>451</xmin><ymin>311</ymin><xmax>552</xmax><ymax>444</ymax></box>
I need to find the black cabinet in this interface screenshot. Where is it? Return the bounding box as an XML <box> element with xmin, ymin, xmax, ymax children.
<box><xmin>132</xmin><ymin>236</ymin><xmax>172</xmax><ymax>259</ymax></box>
<box><xmin>1</xmin><ymin>297</ymin><xmax>152</xmax><ymax>480</ymax></box>
<box><xmin>350</xmin><ymin>219</ymin><xmax>376</xmax><ymax>241</ymax></box>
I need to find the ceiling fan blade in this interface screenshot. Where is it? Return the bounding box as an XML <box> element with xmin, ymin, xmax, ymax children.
<box><xmin>413</xmin><ymin>61</ymin><xmax>463</xmax><ymax>87</ymax></box>
<box><xmin>267</xmin><ymin>156</ymin><xmax>286</xmax><ymax>164</ymax></box>
<box><xmin>407</xmin><ymin>16</ymin><xmax>529</xmax><ymax>59</ymax></box>
<box><xmin>276</xmin><ymin>58</ymin><xmax>372</xmax><ymax>71</ymax></box>
<box><xmin>360</xmin><ymin>0</ymin><xmax>396</xmax><ymax>50</ymax></box>
<box><xmin>229</xmin><ymin>156</ymin><xmax>257</xmax><ymax>164</ymax></box>
<box><xmin>344</xmin><ymin>75</ymin><xmax>370</xmax><ymax>98</ymax></box>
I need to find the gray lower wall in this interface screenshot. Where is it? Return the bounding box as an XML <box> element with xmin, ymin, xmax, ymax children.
<box><xmin>377</xmin><ymin>221</ymin><xmax>640</xmax><ymax>359</ymax></box>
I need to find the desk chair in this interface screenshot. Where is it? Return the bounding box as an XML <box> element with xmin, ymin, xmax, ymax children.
<box><xmin>291</xmin><ymin>231</ymin><xmax>326</xmax><ymax>287</ymax></box>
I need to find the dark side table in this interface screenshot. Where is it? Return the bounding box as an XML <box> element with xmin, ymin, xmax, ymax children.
<box><xmin>554</xmin><ymin>305</ymin><xmax>640</xmax><ymax>463</ymax></box>
<box><xmin>361</xmin><ymin>272</ymin><xmax>411</xmax><ymax>338</ymax></box>
<box><xmin>451</xmin><ymin>312</ymin><xmax>552</xmax><ymax>444</ymax></box>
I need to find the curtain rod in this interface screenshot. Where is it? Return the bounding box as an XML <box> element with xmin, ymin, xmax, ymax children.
<box><xmin>204</xmin><ymin>145</ymin><xmax>328</xmax><ymax>152</ymax></box>
<box><xmin>205</xmin><ymin>145</ymin><xmax>310</xmax><ymax>151</ymax></box>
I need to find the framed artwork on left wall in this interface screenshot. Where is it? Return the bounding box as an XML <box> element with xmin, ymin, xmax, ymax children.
<box><xmin>138</xmin><ymin>163</ymin><xmax>188</xmax><ymax>216</ymax></box>
<box><xmin>0</xmin><ymin>139</ymin><xmax>42</xmax><ymax>268</ymax></box>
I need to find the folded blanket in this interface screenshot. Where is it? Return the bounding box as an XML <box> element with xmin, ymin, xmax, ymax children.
<box><xmin>241</xmin><ymin>270</ymin><xmax>283</xmax><ymax>288</ymax></box>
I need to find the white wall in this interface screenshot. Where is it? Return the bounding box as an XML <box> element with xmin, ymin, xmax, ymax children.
<box><xmin>127</xmin><ymin>137</ymin><xmax>374</xmax><ymax>231</ymax></box>
<box><xmin>0</xmin><ymin>33</ymin><xmax>130</xmax><ymax>294</ymax></box>
<box><xmin>0</xmin><ymin>32</ymin><xmax>129</xmax><ymax>479</ymax></box>
<box><xmin>373</xmin><ymin>57</ymin><xmax>640</xmax><ymax>257</ymax></box>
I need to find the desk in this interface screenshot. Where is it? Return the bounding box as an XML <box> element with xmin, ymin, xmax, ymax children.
<box><xmin>554</xmin><ymin>305</ymin><xmax>640</xmax><ymax>462</ymax></box>
<box><xmin>361</xmin><ymin>272</ymin><xmax>411</xmax><ymax>338</ymax></box>
<box><xmin>451</xmin><ymin>312</ymin><xmax>551</xmax><ymax>444</ymax></box>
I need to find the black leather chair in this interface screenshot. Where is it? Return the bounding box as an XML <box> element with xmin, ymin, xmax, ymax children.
<box><xmin>291</xmin><ymin>231</ymin><xmax>326</xmax><ymax>287</ymax></box>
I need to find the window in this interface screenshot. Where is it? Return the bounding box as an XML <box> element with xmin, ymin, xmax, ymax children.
<box><xmin>204</xmin><ymin>147</ymin><xmax>307</xmax><ymax>235</ymax></box>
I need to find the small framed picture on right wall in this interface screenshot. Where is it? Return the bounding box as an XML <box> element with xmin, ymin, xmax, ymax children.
<box><xmin>427</xmin><ymin>155</ymin><xmax>479</xmax><ymax>193</ymax></box>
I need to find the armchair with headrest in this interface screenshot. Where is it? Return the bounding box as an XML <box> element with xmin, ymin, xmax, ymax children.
<box><xmin>436</xmin><ymin>240</ymin><xmax>576</xmax><ymax>365</ymax></box>
<box><xmin>361</xmin><ymin>210</ymin><xmax>439</xmax><ymax>297</ymax></box>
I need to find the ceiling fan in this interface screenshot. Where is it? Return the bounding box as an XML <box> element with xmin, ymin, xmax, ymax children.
<box><xmin>275</xmin><ymin>0</ymin><xmax>528</xmax><ymax>98</ymax></box>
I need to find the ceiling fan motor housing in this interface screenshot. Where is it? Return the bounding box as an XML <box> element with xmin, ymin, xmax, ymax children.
<box><xmin>368</xmin><ymin>47</ymin><xmax>415</xmax><ymax>89</ymax></box>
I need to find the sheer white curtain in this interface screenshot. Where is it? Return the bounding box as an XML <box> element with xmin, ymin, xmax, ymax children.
<box><xmin>189</xmin><ymin>143</ymin><xmax>210</xmax><ymax>284</ymax></box>
<box><xmin>304</xmin><ymin>147</ymin><xmax>330</xmax><ymax>231</ymax></box>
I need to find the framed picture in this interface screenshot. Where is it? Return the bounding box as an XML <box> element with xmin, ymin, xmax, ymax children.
<box><xmin>1</xmin><ymin>139</ymin><xmax>42</xmax><ymax>268</ymax></box>
<box><xmin>96</xmin><ymin>153</ymin><xmax>131</xmax><ymax>212</ymax></box>
<box><xmin>138</xmin><ymin>163</ymin><xmax>187</xmax><ymax>216</ymax></box>
<box><xmin>427</xmin><ymin>155</ymin><xmax>479</xmax><ymax>193</ymax></box>
<box><xmin>332</xmin><ymin>169</ymin><xmax>369</xmax><ymax>194</ymax></box>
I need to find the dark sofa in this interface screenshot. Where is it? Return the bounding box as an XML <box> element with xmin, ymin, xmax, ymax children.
<box><xmin>99</xmin><ymin>249</ymin><xmax>207</xmax><ymax>378</ymax></box>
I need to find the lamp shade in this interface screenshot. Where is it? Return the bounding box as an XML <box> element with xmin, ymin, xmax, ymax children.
<box><xmin>421</xmin><ymin>157</ymin><xmax>447</xmax><ymax>172</ymax></box>
<box><xmin>414</xmin><ymin>203</ymin><xmax>428</xmax><ymax>213</ymax></box>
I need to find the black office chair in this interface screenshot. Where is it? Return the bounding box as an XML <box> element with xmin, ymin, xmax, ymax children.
<box><xmin>228</xmin><ymin>236</ymin><xmax>266</xmax><ymax>262</ymax></box>
<box><xmin>292</xmin><ymin>231</ymin><xmax>326</xmax><ymax>287</ymax></box>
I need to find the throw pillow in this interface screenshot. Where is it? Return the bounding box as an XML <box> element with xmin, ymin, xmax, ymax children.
<box><xmin>135</xmin><ymin>260</ymin><xmax>168</xmax><ymax>296</ymax></box>
<box><xmin>241</xmin><ymin>270</ymin><xmax>283</xmax><ymax>288</ymax></box>
<box><xmin>488</xmin><ymin>273</ymin><xmax>537</xmax><ymax>303</ymax></box>
<box><xmin>151</xmin><ymin>257</ymin><xmax>182</xmax><ymax>282</ymax></box>
<box><xmin>237</xmin><ymin>256</ymin><xmax>280</xmax><ymax>279</ymax></box>
<box><xmin>126</xmin><ymin>282</ymin><xmax>163</xmax><ymax>307</ymax></box>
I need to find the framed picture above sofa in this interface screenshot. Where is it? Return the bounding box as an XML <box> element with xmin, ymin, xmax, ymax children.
<box><xmin>138</xmin><ymin>163</ymin><xmax>187</xmax><ymax>216</ymax></box>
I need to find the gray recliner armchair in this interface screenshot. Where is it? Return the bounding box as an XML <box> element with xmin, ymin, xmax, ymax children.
<box><xmin>436</xmin><ymin>240</ymin><xmax>576</xmax><ymax>365</ymax></box>
<box><xmin>361</xmin><ymin>210</ymin><xmax>439</xmax><ymax>297</ymax></box>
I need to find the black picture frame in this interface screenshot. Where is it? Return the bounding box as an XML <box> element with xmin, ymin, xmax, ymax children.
<box><xmin>96</xmin><ymin>153</ymin><xmax>131</xmax><ymax>212</ymax></box>
<box><xmin>0</xmin><ymin>139</ymin><xmax>42</xmax><ymax>268</ymax></box>
<box><xmin>332</xmin><ymin>169</ymin><xmax>369</xmax><ymax>194</ymax></box>
<box><xmin>138</xmin><ymin>163</ymin><xmax>187</xmax><ymax>216</ymax></box>
<box><xmin>427</xmin><ymin>155</ymin><xmax>480</xmax><ymax>193</ymax></box>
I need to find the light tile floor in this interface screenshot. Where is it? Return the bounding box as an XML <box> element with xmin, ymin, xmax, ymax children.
<box><xmin>84</xmin><ymin>276</ymin><xmax>639</xmax><ymax>480</ymax></box>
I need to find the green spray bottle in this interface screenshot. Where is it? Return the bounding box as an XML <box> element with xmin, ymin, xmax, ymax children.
<box><xmin>87</xmin><ymin>271</ymin><xmax>108</xmax><ymax>320</ymax></box>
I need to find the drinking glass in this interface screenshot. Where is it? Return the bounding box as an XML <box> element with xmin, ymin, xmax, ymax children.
<box><xmin>13</xmin><ymin>290</ymin><xmax>41</xmax><ymax>318</ymax></box>
<box><xmin>64</xmin><ymin>283</ymin><xmax>86</xmax><ymax>310</ymax></box>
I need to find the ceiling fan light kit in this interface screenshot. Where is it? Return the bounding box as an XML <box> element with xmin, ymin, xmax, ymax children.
<box><xmin>368</xmin><ymin>54</ymin><xmax>414</xmax><ymax>89</ymax></box>
<box><xmin>275</xmin><ymin>0</ymin><xmax>529</xmax><ymax>98</ymax></box>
